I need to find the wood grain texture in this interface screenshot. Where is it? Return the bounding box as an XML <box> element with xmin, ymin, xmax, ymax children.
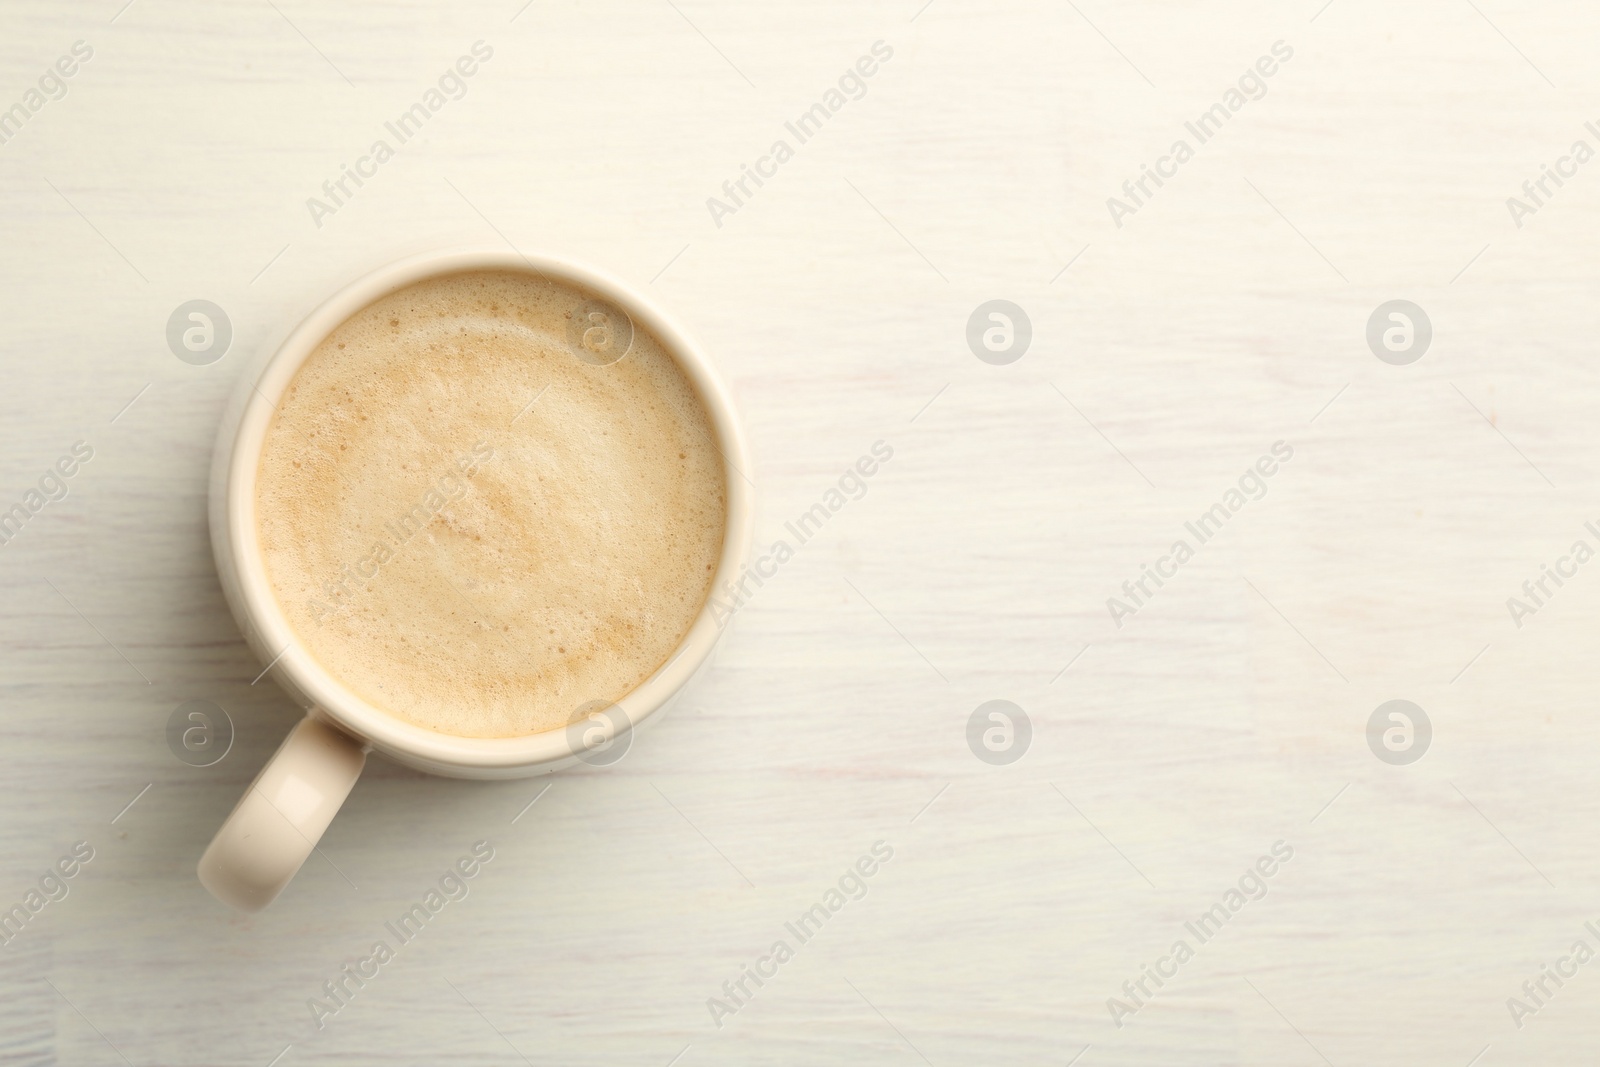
<box><xmin>1</xmin><ymin>0</ymin><xmax>1597</xmax><ymax>1063</ymax></box>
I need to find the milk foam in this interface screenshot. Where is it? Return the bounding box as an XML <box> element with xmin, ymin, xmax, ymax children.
<box><xmin>255</xmin><ymin>270</ymin><xmax>727</xmax><ymax>738</ymax></box>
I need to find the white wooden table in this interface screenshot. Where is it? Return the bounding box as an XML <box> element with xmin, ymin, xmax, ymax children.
<box><xmin>2</xmin><ymin>0</ymin><xmax>1598</xmax><ymax>1063</ymax></box>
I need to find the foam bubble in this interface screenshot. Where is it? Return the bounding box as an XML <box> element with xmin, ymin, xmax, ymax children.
<box><xmin>255</xmin><ymin>270</ymin><xmax>727</xmax><ymax>738</ymax></box>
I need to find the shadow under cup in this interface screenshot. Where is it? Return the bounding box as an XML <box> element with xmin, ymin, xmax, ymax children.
<box><xmin>199</xmin><ymin>249</ymin><xmax>751</xmax><ymax>911</ymax></box>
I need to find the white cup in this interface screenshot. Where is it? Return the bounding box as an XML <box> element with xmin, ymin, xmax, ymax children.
<box><xmin>198</xmin><ymin>249</ymin><xmax>752</xmax><ymax>911</ymax></box>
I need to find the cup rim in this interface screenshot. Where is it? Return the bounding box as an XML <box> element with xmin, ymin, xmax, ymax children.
<box><xmin>222</xmin><ymin>248</ymin><xmax>751</xmax><ymax>771</ymax></box>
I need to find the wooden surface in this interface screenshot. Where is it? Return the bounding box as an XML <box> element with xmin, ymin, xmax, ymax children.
<box><xmin>3</xmin><ymin>0</ymin><xmax>1600</xmax><ymax>1063</ymax></box>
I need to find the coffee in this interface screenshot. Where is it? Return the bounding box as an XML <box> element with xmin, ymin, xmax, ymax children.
<box><xmin>254</xmin><ymin>270</ymin><xmax>727</xmax><ymax>738</ymax></box>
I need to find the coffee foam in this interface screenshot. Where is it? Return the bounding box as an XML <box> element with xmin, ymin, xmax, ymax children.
<box><xmin>254</xmin><ymin>270</ymin><xmax>727</xmax><ymax>738</ymax></box>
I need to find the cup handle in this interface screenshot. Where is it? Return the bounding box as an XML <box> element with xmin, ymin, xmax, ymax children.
<box><xmin>198</xmin><ymin>715</ymin><xmax>367</xmax><ymax>911</ymax></box>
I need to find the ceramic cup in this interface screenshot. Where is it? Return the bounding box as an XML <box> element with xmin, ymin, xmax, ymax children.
<box><xmin>198</xmin><ymin>249</ymin><xmax>751</xmax><ymax>911</ymax></box>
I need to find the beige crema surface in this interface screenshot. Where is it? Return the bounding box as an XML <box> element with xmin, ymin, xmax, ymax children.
<box><xmin>254</xmin><ymin>270</ymin><xmax>727</xmax><ymax>738</ymax></box>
